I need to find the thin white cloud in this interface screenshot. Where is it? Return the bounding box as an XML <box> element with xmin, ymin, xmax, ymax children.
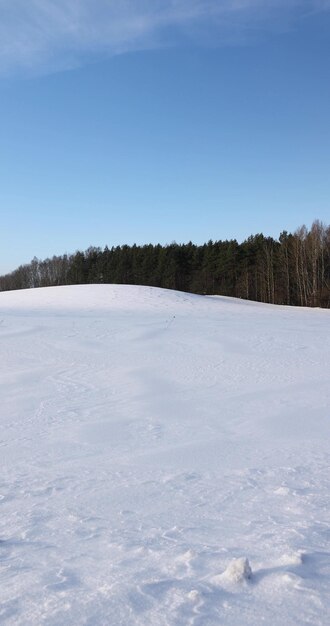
<box><xmin>0</xmin><ymin>1</ymin><xmax>328</xmax><ymax>75</ymax></box>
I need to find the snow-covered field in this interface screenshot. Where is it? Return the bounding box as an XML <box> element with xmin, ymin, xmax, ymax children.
<box><xmin>0</xmin><ymin>284</ymin><xmax>329</xmax><ymax>625</ymax></box>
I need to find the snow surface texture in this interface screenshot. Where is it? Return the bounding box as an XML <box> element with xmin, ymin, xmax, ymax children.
<box><xmin>0</xmin><ymin>284</ymin><xmax>330</xmax><ymax>625</ymax></box>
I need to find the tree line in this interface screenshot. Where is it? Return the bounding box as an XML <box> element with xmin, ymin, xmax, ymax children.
<box><xmin>1</xmin><ymin>220</ymin><xmax>329</xmax><ymax>307</ymax></box>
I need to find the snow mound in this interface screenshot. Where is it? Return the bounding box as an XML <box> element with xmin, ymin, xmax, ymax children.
<box><xmin>279</xmin><ymin>551</ymin><xmax>305</xmax><ymax>566</ymax></box>
<box><xmin>274</xmin><ymin>486</ymin><xmax>291</xmax><ymax>496</ymax></box>
<box><xmin>212</xmin><ymin>557</ymin><xmax>252</xmax><ymax>585</ymax></box>
<box><xmin>223</xmin><ymin>557</ymin><xmax>252</xmax><ymax>582</ymax></box>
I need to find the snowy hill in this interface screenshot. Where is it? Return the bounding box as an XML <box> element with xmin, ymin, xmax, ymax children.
<box><xmin>1</xmin><ymin>285</ymin><xmax>329</xmax><ymax>625</ymax></box>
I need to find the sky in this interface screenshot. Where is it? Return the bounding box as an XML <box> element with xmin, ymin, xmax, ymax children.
<box><xmin>1</xmin><ymin>1</ymin><xmax>330</xmax><ymax>274</ymax></box>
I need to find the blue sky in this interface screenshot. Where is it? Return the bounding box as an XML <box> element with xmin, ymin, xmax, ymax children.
<box><xmin>1</xmin><ymin>1</ymin><xmax>330</xmax><ymax>274</ymax></box>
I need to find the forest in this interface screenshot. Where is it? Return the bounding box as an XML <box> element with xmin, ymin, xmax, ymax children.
<box><xmin>1</xmin><ymin>220</ymin><xmax>329</xmax><ymax>307</ymax></box>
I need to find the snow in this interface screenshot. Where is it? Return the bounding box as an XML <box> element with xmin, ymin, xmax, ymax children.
<box><xmin>213</xmin><ymin>557</ymin><xmax>252</xmax><ymax>585</ymax></box>
<box><xmin>0</xmin><ymin>284</ymin><xmax>329</xmax><ymax>625</ymax></box>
